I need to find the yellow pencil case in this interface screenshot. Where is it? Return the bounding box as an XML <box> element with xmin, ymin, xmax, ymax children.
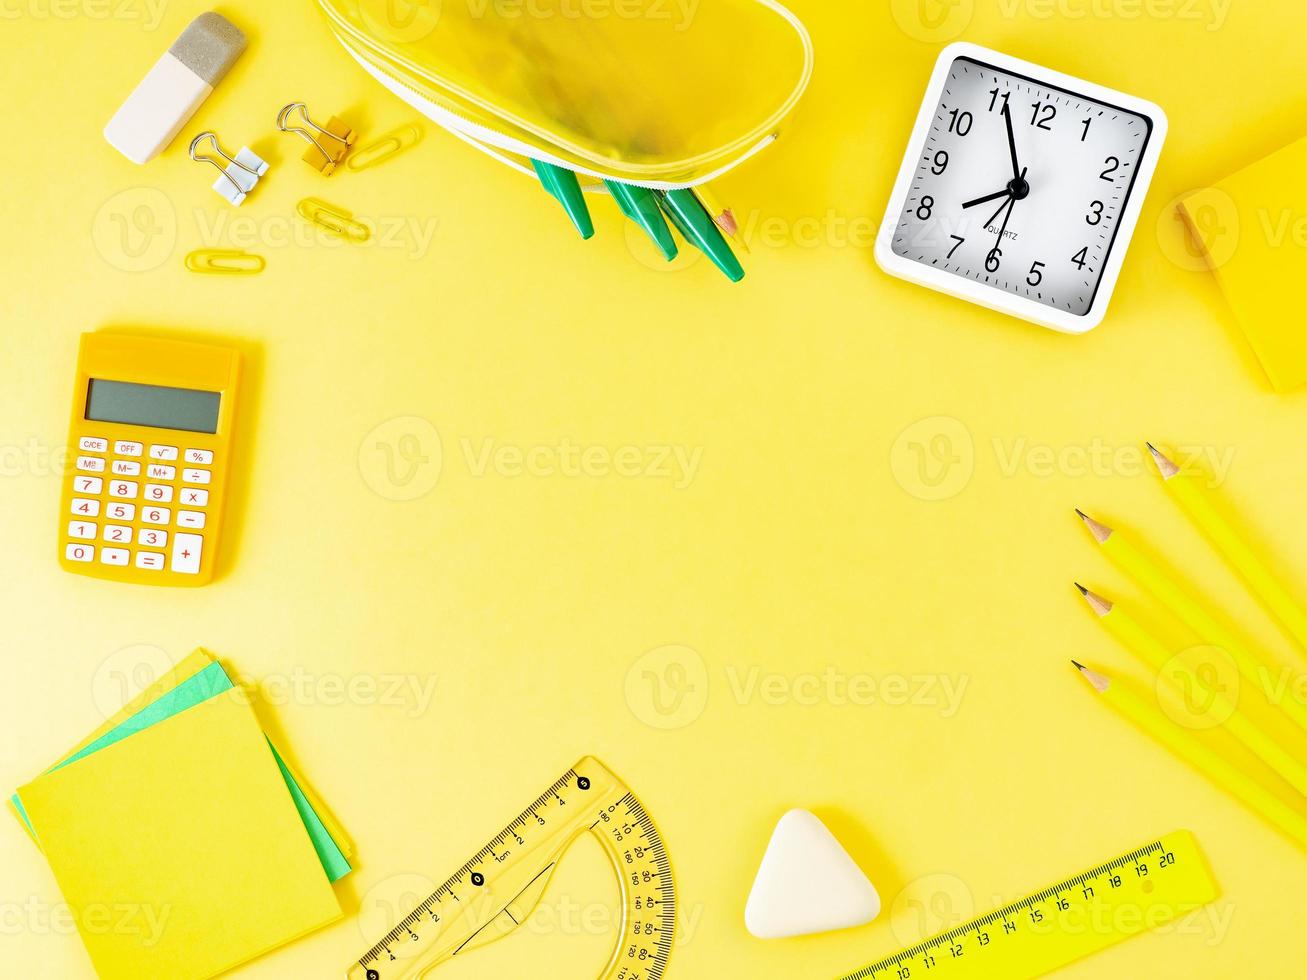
<box><xmin>315</xmin><ymin>0</ymin><xmax>813</xmax><ymax>188</ymax></box>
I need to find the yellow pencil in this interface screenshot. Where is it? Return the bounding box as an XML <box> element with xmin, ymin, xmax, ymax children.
<box><xmin>1073</xmin><ymin>660</ymin><xmax>1307</xmax><ymax>850</ymax></box>
<box><xmin>1148</xmin><ymin>442</ymin><xmax>1307</xmax><ymax>653</ymax></box>
<box><xmin>1076</xmin><ymin>508</ymin><xmax>1307</xmax><ymax>734</ymax></box>
<box><xmin>1077</xmin><ymin>583</ymin><xmax>1307</xmax><ymax>799</ymax></box>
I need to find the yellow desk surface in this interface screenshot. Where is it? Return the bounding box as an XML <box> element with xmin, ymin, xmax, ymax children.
<box><xmin>3</xmin><ymin>1</ymin><xmax>1307</xmax><ymax>978</ymax></box>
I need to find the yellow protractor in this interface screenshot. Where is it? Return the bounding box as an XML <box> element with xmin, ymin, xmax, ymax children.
<box><xmin>348</xmin><ymin>757</ymin><xmax>675</xmax><ymax>980</ymax></box>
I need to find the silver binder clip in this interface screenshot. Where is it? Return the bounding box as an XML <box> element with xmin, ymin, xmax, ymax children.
<box><xmin>189</xmin><ymin>132</ymin><xmax>269</xmax><ymax>206</ymax></box>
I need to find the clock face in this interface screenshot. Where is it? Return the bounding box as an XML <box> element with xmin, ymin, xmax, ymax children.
<box><xmin>889</xmin><ymin>55</ymin><xmax>1154</xmax><ymax>318</ymax></box>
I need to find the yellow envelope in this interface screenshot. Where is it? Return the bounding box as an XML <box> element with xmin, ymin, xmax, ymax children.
<box><xmin>17</xmin><ymin>690</ymin><xmax>341</xmax><ymax>980</ymax></box>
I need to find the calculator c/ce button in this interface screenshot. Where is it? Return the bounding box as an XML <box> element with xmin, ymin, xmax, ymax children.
<box><xmin>182</xmin><ymin>468</ymin><xmax>212</xmax><ymax>485</ymax></box>
<box><xmin>76</xmin><ymin>456</ymin><xmax>106</xmax><ymax>472</ymax></box>
<box><xmin>144</xmin><ymin>484</ymin><xmax>174</xmax><ymax>503</ymax></box>
<box><xmin>149</xmin><ymin>445</ymin><xmax>179</xmax><ymax>461</ymax></box>
<box><xmin>147</xmin><ymin>464</ymin><xmax>176</xmax><ymax>480</ymax></box>
<box><xmin>100</xmin><ymin>548</ymin><xmax>129</xmax><ymax>567</ymax></box>
<box><xmin>114</xmin><ymin>441</ymin><xmax>143</xmax><ymax>457</ymax></box>
<box><xmin>136</xmin><ymin>552</ymin><xmax>165</xmax><ymax>571</ymax></box>
<box><xmin>142</xmin><ymin>507</ymin><xmax>171</xmax><ymax>525</ymax></box>
<box><xmin>108</xmin><ymin>480</ymin><xmax>139</xmax><ymax>499</ymax></box>
<box><xmin>171</xmin><ymin>533</ymin><xmax>203</xmax><ymax>574</ymax></box>
<box><xmin>185</xmin><ymin>449</ymin><xmax>214</xmax><ymax>465</ymax></box>
<box><xmin>65</xmin><ymin>544</ymin><xmax>95</xmax><ymax>563</ymax></box>
<box><xmin>181</xmin><ymin>488</ymin><xmax>209</xmax><ymax>507</ymax></box>
<box><xmin>177</xmin><ymin>510</ymin><xmax>207</xmax><ymax>530</ymax></box>
<box><xmin>67</xmin><ymin>521</ymin><xmax>96</xmax><ymax>540</ymax></box>
<box><xmin>78</xmin><ymin>437</ymin><xmax>108</xmax><ymax>453</ymax></box>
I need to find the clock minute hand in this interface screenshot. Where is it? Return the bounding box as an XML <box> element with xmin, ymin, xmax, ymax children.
<box><xmin>1001</xmin><ymin>102</ymin><xmax>1021</xmax><ymax>181</ymax></box>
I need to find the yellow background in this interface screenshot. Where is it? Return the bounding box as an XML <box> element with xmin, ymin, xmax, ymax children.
<box><xmin>2</xmin><ymin>0</ymin><xmax>1306</xmax><ymax>978</ymax></box>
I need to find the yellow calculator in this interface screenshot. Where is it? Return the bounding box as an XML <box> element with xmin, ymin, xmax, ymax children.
<box><xmin>59</xmin><ymin>334</ymin><xmax>240</xmax><ymax>586</ymax></box>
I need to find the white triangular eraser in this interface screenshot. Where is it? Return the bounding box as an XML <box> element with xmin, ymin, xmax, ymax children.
<box><xmin>745</xmin><ymin>809</ymin><xmax>881</xmax><ymax>939</ymax></box>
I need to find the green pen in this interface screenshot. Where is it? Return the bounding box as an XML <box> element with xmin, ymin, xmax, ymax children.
<box><xmin>604</xmin><ymin>180</ymin><xmax>677</xmax><ymax>261</ymax></box>
<box><xmin>657</xmin><ymin>188</ymin><xmax>744</xmax><ymax>282</ymax></box>
<box><xmin>532</xmin><ymin>159</ymin><xmax>593</xmax><ymax>239</ymax></box>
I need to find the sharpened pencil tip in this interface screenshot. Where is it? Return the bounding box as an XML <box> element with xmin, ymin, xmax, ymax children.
<box><xmin>1071</xmin><ymin>659</ymin><xmax>1086</xmax><ymax>671</ymax></box>
<box><xmin>1074</xmin><ymin>508</ymin><xmax>1088</xmax><ymax>520</ymax></box>
<box><xmin>1074</xmin><ymin>582</ymin><xmax>1088</xmax><ymax>595</ymax></box>
<box><xmin>1145</xmin><ymin>441</ymin><xmax>1158</xmax><ymax>454</ymax></box>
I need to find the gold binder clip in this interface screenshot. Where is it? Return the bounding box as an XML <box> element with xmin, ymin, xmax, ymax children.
<box><xmin>296</xmin><ymin>197</ymin><xmax>371</xmax><ymax>243</ymax></box>
<box><xmin>277</xmin><ymin>102</ymin><xmax>356</xmax><ymax>175</ymax></box>
<box><xmin>184</xmin><ymin>249</ymin><xmax>266</xmax><ymax>275</ymax></box>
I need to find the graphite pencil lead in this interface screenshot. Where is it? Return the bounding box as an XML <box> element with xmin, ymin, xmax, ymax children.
<box><xmin>1075</xmin><ymin>507</ymin><xmax>1088</xmax><ymax>519</ymax></box>
<box><xmin>1078</xmin><ymin>585</ymin><xmax>1114</xmax><ymax>617</ymax></box>
<box><xmin>1146</xmin><ymin>442</ymin><xmax>1181</xmax><ymax>480</ymax></box>
<box><xmin>1071</xmin><ymin>659</ymin><xmax>1086</xmax><ymax>670</ymax></box>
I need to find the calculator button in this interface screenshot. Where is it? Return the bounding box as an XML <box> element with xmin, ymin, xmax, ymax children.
<box><xmin>111</xmin><ymin>460</ymin><xmax>141</xmax><ymax>476</ymax></box>
<box><xmin>177</xmin><ymin>510</ymin><xmax>207</xmax><ymax>530</ymax></box>
<box><xmin>76</xmin><ymin>456</ymin><xmax>106</xmax><ymax>472</ymax></box>
<box><xmin>144</xmin><ymin>484</ymin><xmax>173</xmax><ymax>502</ymax></box>
<box><xmin>185</xmin><ymin>449</ymin><xmax>214</xmax><ymax>465</ymax></box>
<box><xmin>114</xmin><ymin>440</ymin><xmax>143</xmax><ymax>457</ymax></box>
<box><xmin>67</xmin><ymin>521</ymin><xmax>96</xmax><ymax>540</ymax></box>
<box><xmin>105</xmin><ymin>502</ymin><xmax>136</xmax><ymax>522</ymax></box>
<box><xmin>71</xmin><ymin>498</ymin><xmax>100</xmax><ymax>517</ymax></box>
<box><xmin>181</xmin><ymin>488</ymin><xmax>209</xmax><ymax>507</ymax></box>
<box><xmin>149</xmin><ymin>445</ymin><xmax>178</xmax><ymax>461</ymax></box>
<box><xmin>65</xmin><ymin>544</ymin><xmax>94</xmax><ymax>563</ymax></box>
<box><xmin>142</xmin><ymin>507</ymin><xmax>170</xmax><ymax>525</ymax></box>
<box><xmin>108</xmin><ymin>480</ymin><xmax>139</xmax><ymax>499</ymax></box>
<box><xmin>136</xmin><ymin>552</ymin><xmax>165</xmax><ymax>571</ymax></box>
<box><xmin>103</xmin><ymin>524</ymin><xmax>133</xmax><ymax>544</ymax></box>
<box><xmin>100</xmin><ymin>548</ymin><xmax>130</xmax><ymax>567</ymax></box>
<box><xmin>78</xmin><ymin>437</ymin><xmax>108</xmax><ymax>453</ymax></box>
<box><xmin>171</xmin><ymin>533</ymin><xmax>203</xmax><ymax>574</ymax></box>
<box><xmin>138</xmin><ymin>528</ymin><xmax>168</xmax><ymax>549</ymax></box>
<box><xmin>74</xmin><ymin>476</ymin><xmax>103</xmax><ymax>495</ymax></box>
<box><xmin>182</xmin><ymin>468</ymin><xmax>211</xmax><ymax>485</ymax></box>
<box><xmin>147</xmin><ymin>464</ymin><xmax>176</xmax><ymax>481</ymax></box>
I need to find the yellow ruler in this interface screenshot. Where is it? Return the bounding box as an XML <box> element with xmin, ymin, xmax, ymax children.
<box><xmin>348</xmin><ymin>756</ymin><xmax>675</xmax><ymax>980</ymax></box>
<box><xmin>837</xmin><ymin>831</ymin><xmax>1218</xmax><ymax>980</ymax></box>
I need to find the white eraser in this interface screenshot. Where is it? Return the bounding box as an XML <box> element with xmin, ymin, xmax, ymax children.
<box><xmin>105</xmin><ymin>54</ymin><xmax>213</xmax><ymax>165</ymax></box>
<box><xmin>104</xmin><ymin>12</ymin><xmax>246</xmax><ymax>164</ymax></box>
<box><xmin>745</xmin><ymin>809</ymin><xmax>881</xmax><ymax>939</ymax></box>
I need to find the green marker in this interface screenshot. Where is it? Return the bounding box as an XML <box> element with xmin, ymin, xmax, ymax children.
<box><xmin>532</xmin><ymin>159</ymin><xmax>593</xmax><ymax>239</ymax></box>
<box><xmin>658</xmin><ymin>188</ymin><xmax>744</xmax><ymax>282</ymax></box>
<box><xmin>604</xmin><ymin>180</ymin><xmax>677</xmax><ymax>261</ymax></box>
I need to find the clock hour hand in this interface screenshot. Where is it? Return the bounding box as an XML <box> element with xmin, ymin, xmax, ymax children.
<box><xmin>1001</xmin><ymin>102</ymin><xmax>1021</xmax><ymax>181</ymax></box>
<box><xmin>961</xmin><ymin>187</ymin><xmax>1011</xmax><ymax>209</ymax></box>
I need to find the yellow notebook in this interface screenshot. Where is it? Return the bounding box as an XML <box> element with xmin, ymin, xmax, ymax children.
<box><xmin>1179</xmin><ymin>136</ymin><xmax>1307</xmax><ymax>391</ymax></box>
<box><xmin>17</xmin><ymin>690</ymin><xmax>342</xmax><ymax>980</ymax></box>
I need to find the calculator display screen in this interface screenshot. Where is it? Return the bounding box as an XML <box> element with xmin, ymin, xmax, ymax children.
<box><xmin>85</xmin><ymin>379</ymin><xmax>221</xmax><ymax>434</ymax></box>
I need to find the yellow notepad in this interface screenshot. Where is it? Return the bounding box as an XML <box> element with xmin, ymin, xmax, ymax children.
<box><xmin>17</xmin><ymin>690</ymin><xmax>342</xmax><ymax>980</ymax></box>
<box><xmin>1179</xmin><ymin>136</ymin><xmax>1307</xmax><ymax>391</ymax></box>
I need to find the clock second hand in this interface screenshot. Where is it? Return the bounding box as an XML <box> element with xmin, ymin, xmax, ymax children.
<box><xmin>990</xmin><ymin>166</ymin><xmax>1027</xmax><ymax>257</ymax></box>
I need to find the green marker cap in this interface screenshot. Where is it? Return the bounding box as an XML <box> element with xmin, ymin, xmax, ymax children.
<box><xmin>532</xmin><ymin>159</ymin><xmax>594</xmax><ymax>239</ymax></box>
<box><xmin>604</xmin><ymin>180</ymin><xmax>677</xmax><ymax>261</ymax></box>
<box><xmin>658</xmin><ymin>188</ymin><xmax>744</xmax><ymax>282</ymax></box>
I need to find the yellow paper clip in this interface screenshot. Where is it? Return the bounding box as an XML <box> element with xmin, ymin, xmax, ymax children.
<box><xmin>184</xmin><ymin>248</ymin><xmax>266</xmax><ymax>275</ymax></box>
<box><xmin>346</xmin><ymin>124</ymin><xmax>423</xmax><ymax>173</ymax></box>
<box><xmin>296</xmin><ymin>197</ymin><xmax>371</xmax><ymax>243</ymax></box>
<box><xmin>277</xmin><ymin>103</ymin><xmax>356</xmax><ymax>176</ymax></box>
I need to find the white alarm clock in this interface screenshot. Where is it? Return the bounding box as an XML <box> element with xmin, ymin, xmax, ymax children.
<box><xmin>874</xmin><ymin>43</ymin><xmax>1167</xmax><ymax>333</ymax></box>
